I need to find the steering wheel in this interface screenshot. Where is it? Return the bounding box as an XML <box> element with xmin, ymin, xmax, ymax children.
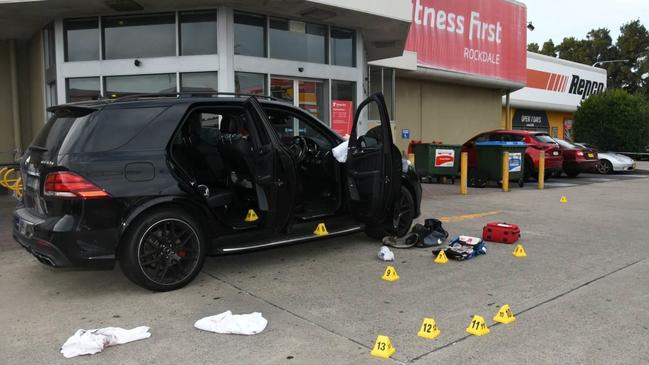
<box><xmin>287</xmin><ymin>136</ymin><xmax>307</xmax><ymax>163</ymax></box>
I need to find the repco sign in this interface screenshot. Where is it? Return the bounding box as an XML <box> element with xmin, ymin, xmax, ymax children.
<box><xmin>568</xmin><ymin>75</ymin><xmax>605</xmax><ymax>100</ymax></box>
<box><xmin>526</xmin><ymin>69</ymin><xmax>606</xmax><ymax>100</ymax></box>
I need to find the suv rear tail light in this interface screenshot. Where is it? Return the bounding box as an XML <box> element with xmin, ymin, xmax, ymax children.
<box><xmin>44</xmin><ymin>172</ymin><xmax>110</xmax><ymax>199</ymax></box>
<box><xmin>576</xmin><ymin>151</ymin><xmax>584</xmax><ymax>157</ymax></box>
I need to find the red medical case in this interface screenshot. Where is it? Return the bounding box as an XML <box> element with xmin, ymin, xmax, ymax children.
<box><xmin>482</xmin><ymin>222</ymin><xmax>520</xmax><ymax>244</ymax></box>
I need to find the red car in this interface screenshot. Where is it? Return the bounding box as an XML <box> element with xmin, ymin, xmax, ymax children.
<box><xmin>462</xmin><ymin>130</ymin><xmax>563</xmax><ymax>180</ymax></box>
<box><xmin>553</xmin><ymin>138</ymin><xmax>599</xmax><ymax>177</ymax></box>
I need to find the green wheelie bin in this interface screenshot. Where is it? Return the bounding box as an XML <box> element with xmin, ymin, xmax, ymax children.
<box><xmin>413</xmin><ymin>143</ymin><xmax>462</xmax><ymax>183</ymax></box>
<box><xmin>474</xmin><ymin>141</ymin><xmax>526</xmax><ymax>187</ymax></box>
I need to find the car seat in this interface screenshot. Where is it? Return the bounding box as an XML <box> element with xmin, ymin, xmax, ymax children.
<box><xmin>179</xmin><ymin>113</ymin><xmax>234</xmax><ymax>207</ymax></box>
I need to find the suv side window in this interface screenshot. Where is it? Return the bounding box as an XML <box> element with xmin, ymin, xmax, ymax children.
<box><xmin>264</xmin><ymin>107</ymin><xmax>333</xmax><ymax>149</ymax></box>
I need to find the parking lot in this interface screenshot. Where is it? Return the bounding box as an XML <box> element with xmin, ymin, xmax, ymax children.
<box><xmin>1</xmin><ymin>165</ymin><xmax>648</xmax><ymax>364</ymax></box>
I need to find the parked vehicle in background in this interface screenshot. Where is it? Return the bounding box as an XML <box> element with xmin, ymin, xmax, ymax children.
<box><xmin>12</xmin><ymin>92</ymin><xmax>421</xmax><ymax>291</ymax></box>
<box><xmin>553</xmin><ymin>139</ymin><xmax>598</xmax><ymax>177</ymax></box>
<box><xmin>462</xmin><ymin>130</ymin><xmax>563</xmax><ymax>181</ymax></box>
<box><xmin>574</xmin><ymin>143</ymin><xmax>636</xmax><ymax>174</ymax></box>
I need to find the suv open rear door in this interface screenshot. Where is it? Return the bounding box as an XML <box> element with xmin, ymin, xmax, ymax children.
<box><xmin>242</xmin><ymin>97</ymin><xmax>296</xmax><ymax>231</ymax></box>
<box><xmin>345</xmin><ymin>93</ymin><xmax>400</xmax><ymax>224</ymax></box>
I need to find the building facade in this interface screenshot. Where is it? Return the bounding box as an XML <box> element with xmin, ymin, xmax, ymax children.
<box><xmin>0</xmin><ymin>0</ymin><xmax>411</xmax><ymax>164</ymax></box>
<box><xmin>502</xmin><ymin>52</ymin><xmax>608</xmax><ymax>140</ymax></box>
<box><xmin>1</xmin><ymin>0</ymin><xmax>537</xmax><ymax>163</ymax></box>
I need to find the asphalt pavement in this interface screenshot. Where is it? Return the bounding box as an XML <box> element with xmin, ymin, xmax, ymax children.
<box><xmin>1</xmin><ymin>165</ymin><xmax>648</xmax><ymax>364</ymax></box>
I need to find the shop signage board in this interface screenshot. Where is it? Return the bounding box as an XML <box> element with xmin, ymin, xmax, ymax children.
<box><xmin>405</xmin><ymin>0</ymin><xmax>527</xmax><ymax>84</ymax></box>
<box><xmin>509</xmin><ymin>53</ymin><xmax>607</xmax><ymax>112</ymax></box>
<box><xmin>331</xmin><ymin>100</ymin><xmax>353</xmax><ymax>136</ymax></box>
<box><xmin>434</xmin><ymin>149</ymin><xmax>455</xmax><ymax>167</ymax></box>
<box><xmin>512</xmin><ymin>109</ymin><xmax>549</xmax><ymax>130</ymax></box>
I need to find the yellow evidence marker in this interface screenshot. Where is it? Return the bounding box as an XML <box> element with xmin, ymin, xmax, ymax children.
<box><xmin>382</xmin><ymin>265</ymin><xmax>400</xmax><ymax>282</ymax></box>
<box><xmin>560</xmin><ymin>195</ymin><xmax>568</xmax><ymax>203</ymax></box>
<box><xmin>417</xmin><ymin>317</ymin><xmax>441</xmax><ymax>340</ymax></box>
<box><xmin>493</xmin><ymin>304</ymin><xmax>516</xmax><ymax>324</ymax></box>
<box><xmin>244</xmin><ymin>209</ymin><xmax>258</xmax><ymax>222</ymax></box>
<box><xmin>512</xmin><ymin>244</ymin><xmax>527</xmax><ymax>257</ymax></box>
<box><xmin>434</xmin><ymin>250</ymin><xmax>448</xmax><ymax>264</ymax></box>
<box><xmin>371</xmin><ymin>335</ymin><xmax>396</xmax><ymax>359</ymax></box>
<box><xmin>313</xmin><ymin>223</ymin><xmax>329</xmax><ymax>236</ymax></box>
<box><xmin>466</xmin><ymin>315</ymin><xmax>490</xmax><ymax>336</ymax></box>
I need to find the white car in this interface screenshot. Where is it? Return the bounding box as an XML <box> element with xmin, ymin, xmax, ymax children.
<box><xmin>575</xmin><ymin>143</ymin><xmax>636</xmax><ymax>174</ymax></box>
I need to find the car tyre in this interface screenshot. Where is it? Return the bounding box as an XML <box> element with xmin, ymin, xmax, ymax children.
<box><xmin>566</xmin><ymin>170</ymin><xmax>580</xmax><ymax>178</ymax></box>
<box><xmin>366</xmin><ymin>186</ymin><xmax>415</xmax><ymax>239</ymax></box>
<box><xmin>120</xmin><ymin>208</ymin><xmax>206</xmax><ymax>292</ymax></box>
<box><xmin>597</xmin><ymin>160</ymin><xmax>613</xmax><ymax>174</ymax></box>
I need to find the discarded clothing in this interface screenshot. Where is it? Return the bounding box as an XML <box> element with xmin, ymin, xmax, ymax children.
<box><xmin>382</xmin><ymin>219</ymin><xmax>448</xmax><ymax>249</ymax></box>
<box><xmin>433</xmin><ymin>235</ymin><xmax>487</xmax><ymax>261</ymax></box>
<box><xmin>60</xmin><ymin>326</ymin><xmax>151</xmax><ymax>358</ymax></box>
<box><xmin>194</xmin><ymin>311</ymin><xmax>267</xmax><ymax>335</ymax></box>
<box><xmin>378</xmin><ymin>246</ymin><xmax>395</xmax><ymax>261</ymax></box>
<box><xmin>332</xmin><ymin>140</ymin><xmax>349</xmax><ymax>163</ymax></box>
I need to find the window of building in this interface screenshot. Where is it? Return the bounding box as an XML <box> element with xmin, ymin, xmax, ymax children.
<box><xmin>368</xmin><ymin>66</ymin><xmax>395</xmax><ymax>120</ymax></box>
<box><xmin>64</xmin><ymin>18</ymin><xmax>99</xmax><ymax>61</ymax></box>
<box><xmin>180</xmin><ymin>11</ymin><xmax>217</xmax><ymax>56</ymax></box>
<box><xmin>105</xmin><ymin>74</ymin><xmax>177</xmax><ymax>98</ymax></box>
<box><xmin>234</xmin><ymin>12</ymin><xmax>266</xmax><ymax>57</ymax></box>
<box><xmin>235</xmin><ymin>72</ymin><xmax>267</xmax><ymax>95</ymax></box>
<box><xmin>66</xmin><ymin>77</ymin><xmax>101</xmax><ymax>102</ymax></box>
<box><xmin>298</xmin><ymin>80</ymin><xmax>325</xmax><ymax>121</ymax></box>
<box><xmin>103</xmin><ymin>13</ymin><xmax>176</xmax><ymax>60</ymax></box>
<box><xmin>330</xmin><ymin>28</ymin><xmax>355</xmax><ymax>67</ymax></box>
<box><xmin>180</xmin><ymin>72</ymin><xmax>218</xmax><ymax>92</ymax></box>
<box><xmin>269</xmin><ymin>18</ymin><xmax>327</xmax><ymax>64</ymax></box>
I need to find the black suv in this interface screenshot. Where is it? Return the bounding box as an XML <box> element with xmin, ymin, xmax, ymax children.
<box><xmin>13</xmin><ymin>92</ymin><xmax>421</xmax><ymax>291</ymax></box>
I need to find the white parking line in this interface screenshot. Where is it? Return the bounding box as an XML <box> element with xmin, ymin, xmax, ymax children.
<box><xmin>621</xmin><ymin>175</ymin><xmax>648</xmax><ymax>178</ymax></box>
<box><xmin>582</xmin><ymin>178</ymin><xmax>615</xmax><ymax>182</ymax></box>
<box><xmin>544</xmin><ymin>182</ymin><xmax>579</xmax><ymax>187</ymax></box>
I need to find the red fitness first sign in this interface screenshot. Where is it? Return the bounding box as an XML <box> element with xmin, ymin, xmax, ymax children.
<box><xmin>405</xmin><ymin>0</ymin><xmax>527</xmax><ymax>84</ymax></box>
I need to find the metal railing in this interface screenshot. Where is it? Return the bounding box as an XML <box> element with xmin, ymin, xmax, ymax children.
<box><xmin>0</xmin><ymin>165</ymin><xmax>22</xmax><ymax>199</ymax></box>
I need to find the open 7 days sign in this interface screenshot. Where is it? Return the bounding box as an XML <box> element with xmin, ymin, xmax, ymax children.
<box><xmin>405</xmin><ymin>0</ymin><xmax>527</xmax><ymax>84</ymax></box>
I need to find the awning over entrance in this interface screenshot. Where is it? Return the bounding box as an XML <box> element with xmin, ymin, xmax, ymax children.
<box><xmin>0</xmin><ymin>0</ymin><xmax>412</xmax><ymax>60</ymax></box>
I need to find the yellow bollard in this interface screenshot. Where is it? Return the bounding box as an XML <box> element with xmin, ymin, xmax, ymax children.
<box><xmin>502</xmin><ymin>151</ymin><xmax>509</xmax><ymax>192</ymax></box>
<box><xmin>460</xmin><ymin>152</ymin><xmax>468</xmax><ymax>195</ymax></box>
<box><xmin>538</xmin><ymin>151</ymin><xmax>545</xmax><ymax>190</ymax></box>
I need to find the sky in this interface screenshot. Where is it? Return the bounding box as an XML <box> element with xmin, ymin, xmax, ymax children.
<box><xmin>524</xmin><ymin>0</ymin><xmax>649</xmax><ymax>45</ymax></box>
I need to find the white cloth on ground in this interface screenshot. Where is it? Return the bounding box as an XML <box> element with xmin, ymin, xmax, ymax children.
<box><xmin>378</xmin><ymin>245</ymin><xmax>395</xmax><ymax>261</ymax></box>
<box><xmin>60</xmin><ymin>326</ymin><xmax>151</xmax><ymax>358</ymax></box>
<box><xmin>332</xmin><ymin>140</ymin><xmax>349</xmax><ymax>163</ymax></box>
<box><xmin>194</xmin><ymin>311</ymin><xmax>267</xmax><ymax>335</ymax></box>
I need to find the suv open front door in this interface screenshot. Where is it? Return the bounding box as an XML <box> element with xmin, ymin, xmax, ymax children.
<box><xmin>243</xmin><ymin>97</ymin><xmax>295</xmax><ymax>231</ymax></box>
<box><xmin>345</xmin><ymin>93</ymin><xmax>400</xmax><ymax>224</ymax></box>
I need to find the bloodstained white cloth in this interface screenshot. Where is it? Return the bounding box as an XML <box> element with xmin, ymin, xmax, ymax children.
<box><xmin>194</xmin><ymin>311</ymin><xmax>267</xmax><ymax>335</ymax></box>
<box><xmin>60</xmin><ymin>326</ymin><xmax>151</xmax><ymax>358</ymax></box>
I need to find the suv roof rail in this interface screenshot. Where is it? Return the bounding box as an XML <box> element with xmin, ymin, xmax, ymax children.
<box><xmin>111</xmin><ymin>91</ymin><xmax>289</xmax><ymax>103</ymax></box>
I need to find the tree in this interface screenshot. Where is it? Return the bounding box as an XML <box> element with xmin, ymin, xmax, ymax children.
<box><xmin>527</xmin><ymin>43</ymin><xmax>540</xmax><ymax>53</ymax></box>
<box><xmin>556</xmin><ymin>37</ymin><xmax>591</xmax><ymax>64</ymax></box>
<box><xmin>614</xmin><ymin>20</ymin><xmax>649</xmax><ymax>96</ymax></box>
<box><xmin>573</xmin><ymin>89</ymin><xmax>649</xmax><ymax>152</ymax></box>
<box><xmin>540</xmin><ymin>39</ymin><xmax>557</xmax><ymax>57</ymax></box>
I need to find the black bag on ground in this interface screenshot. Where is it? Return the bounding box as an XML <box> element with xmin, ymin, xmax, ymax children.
<box><xmin>382</xmin><ymin>218</ymin><xmax>449</xmax><ymax>248</ymax></box>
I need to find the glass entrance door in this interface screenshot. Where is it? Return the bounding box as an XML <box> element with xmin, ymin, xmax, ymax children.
<box><xmin>270</xmin><ymin>78</ymin><xmax>326</xmax><ymax>123</ymax></box>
